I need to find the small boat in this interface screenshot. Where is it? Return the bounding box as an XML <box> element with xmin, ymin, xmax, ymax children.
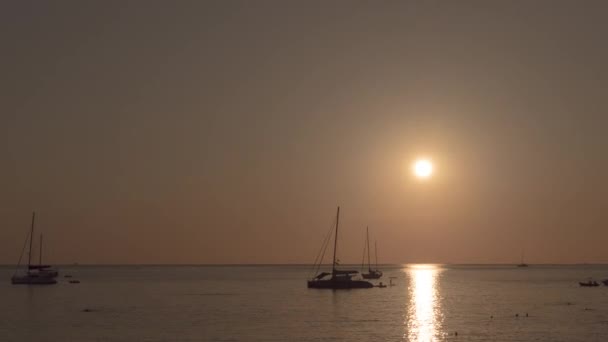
<box><xmin>11</xmin><ymin>212</ymin><xmax>57</xmax><ymax>285</ymax></box>
<box><xmin>69</xmin><ymin>280</ymin><xmax>81</xmax><ymax>284</ymax></box>
<box><xmin>603</xmin><ymin>279</ymin><xmax>608</xmax><ymax>286</ymax></box>
<box><xmin>579</xmin><ymin>280</ymin><xmax>600</xmax><ymax>287</ymax></box>
<box><xmin>516</xmin><ymin>249</ymin><xmax>528</xmax><ymax>267</ymax></box>
<box><xmin>307</xmin><ymin>207</ymin><xmax>373</xmax><ymax>289</ymax></box>
<box><xmin>376</xmin><ymin>282</ymin><xmax>387</xmax><ymax>288</ymax></box>
<box><xmin>362</xmin><ymin>269</ymin><xmax>383</xmax><ymax>279</ymax></box>
<box><xmin>361</xmin><ymin>227</ymin><xmax>383</xmax><ymax>279</ymax></box>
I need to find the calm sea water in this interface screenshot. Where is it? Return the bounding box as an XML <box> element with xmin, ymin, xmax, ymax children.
<box><xmin>2</xmin><ymin>265</ymin><xmax>608</xmax><ymax>341</ymax></box>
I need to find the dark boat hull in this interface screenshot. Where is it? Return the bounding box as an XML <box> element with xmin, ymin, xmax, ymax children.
<box><xmin>579</xmin><ymin>282</ymin><xmax>599</xmax><ymax>287</ymax></box>
<box><xmin>308</xmin><ymin>279</ymin><xmax>373</xmax><ymax>289</ymax></box>
<box><xmin>362</xmin><ymin>271</ymin><xmax>382</xmax><ymax>279</ymax></box>
<box><xmin>11</xmin><ymin>275</ymin><xmax>57</xmax><ymax>285</ymax></box>
<box><xmin>41</xmin><ymin>269</ymin><xmax>59</xmax><ymax>277</ymax></box>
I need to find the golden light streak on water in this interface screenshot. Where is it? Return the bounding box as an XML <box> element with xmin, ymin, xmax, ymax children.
<box><xmin>405</xmin><ymin>264</ymin><xmax>445</xmax><ymax>341</ymax></box>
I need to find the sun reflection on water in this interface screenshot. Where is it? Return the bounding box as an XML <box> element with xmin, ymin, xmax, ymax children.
<box><xmin>405</xmin><ymin>264</ymin><xmax>444</xmax><ymax>342</ymax></box>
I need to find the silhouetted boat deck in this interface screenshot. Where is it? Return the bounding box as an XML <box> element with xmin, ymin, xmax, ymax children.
<box><xmin>308</xmin><ymin>207</ymin><xmax>373</xmax><ymax>289</ymax></box>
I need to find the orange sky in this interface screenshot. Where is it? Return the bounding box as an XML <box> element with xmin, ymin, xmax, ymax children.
<box><xmin>2</xmin><ymin>1</ymin><xmax>608</xmax><ymax>264</ymax></box>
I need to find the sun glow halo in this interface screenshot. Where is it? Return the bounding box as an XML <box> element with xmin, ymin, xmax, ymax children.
<box><xmin>414</xmin><ymin>159</ymin><xmax>433</xmax><ymax>178</ymax></box>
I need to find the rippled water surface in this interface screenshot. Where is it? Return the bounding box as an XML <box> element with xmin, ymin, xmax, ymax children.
<box><xmin>2</xmin><ymin>265</ymin><xmax>608</xmax><ymax>341</ymax></box>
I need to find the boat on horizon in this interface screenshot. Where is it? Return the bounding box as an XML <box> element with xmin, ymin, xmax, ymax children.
<box><xmin>11</xmin><ymin>212</ymin><xmax>58</xmax><ymax>285</ymax></box>
<box><xmin>307</xmin><ymin>207</ymin><xmax>373</xmax><ymax>289</ymax></box>
<box><xmin>516</xmin><ymin>249</ymin><xmax>529</xmax><ymax>267</ymax></box>
<box><xmin>579</xmin><ymin>279</ymin><xmax>600</xmax><ymax>287</ymax></box>
<box><xmin>31</xmin><ymin>234</ymin><xmax>59</xmax><ymax>278</ymax></box>
<box><xmin>361</xmin><ymin>226</ymin><xmax>382</xmax><ymax>279</ymax></box>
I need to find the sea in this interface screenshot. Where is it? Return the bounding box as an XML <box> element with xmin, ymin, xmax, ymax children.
<box><xmin>1</xmin><ymin>264</ymin><xmax>608</xmax><ymax>341</ymax></box>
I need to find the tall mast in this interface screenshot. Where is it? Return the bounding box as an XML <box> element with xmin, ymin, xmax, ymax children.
<box><xmin>366</xmin><ymin>226</ymin><xmax>371</xmax><ymax>271</ymax></box>
<box><xmin>28</xmin><ymin>212</ymin><xmax>35</xmax><ymax>267</ymax></box>
<box><xmin>332</xmin><ymin>206</ymin><xmax>340</xmax><ymax>272</ymax></box>
<box><xmin>39</xmin><ymin>234</ymin><xmax>43</xmax><ymax>266</ymax></box>
<box><xmin>375</xmin><ymin>240</ymin><xmax>378</xmax><ymax>269</ymax></box>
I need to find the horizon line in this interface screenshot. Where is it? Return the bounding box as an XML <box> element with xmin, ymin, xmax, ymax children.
<box><xmin>3</xmin><ymin>262</ymin><xmax>608</xmax><ymax>267</ymax></box>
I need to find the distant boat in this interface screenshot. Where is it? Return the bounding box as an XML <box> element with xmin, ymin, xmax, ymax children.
<box><xmin>361</xmin><ymin>227</ymin><xmax>382</xmax><ymax>279</ymax></box>
<box><xmin>32</xmin><ymin>234</ymin><xmax>59</xmax><ymax>278</ymax></box>
<box><xmin>307</xmin><ymin>207</ymin><xmax>373</xmax><ymax>289</ymax></box>
<box><xmin>516</xmin><ymin>249</ymin><xmax>528</xmax><ymax>267</ymax></box>
<box><xmin>602</xmin><ymin>279</ymin><xmax>608</xmax><ymax>286</ymax></box>
<box><xmin>579</xmin><ymin>280</ymin><xmax>600</xmax><ymax>287</ymax></box>
<box><xmin>11</xmin><ymin>212</ymin><xmax>57</xmax><ymax>285</ymax></box>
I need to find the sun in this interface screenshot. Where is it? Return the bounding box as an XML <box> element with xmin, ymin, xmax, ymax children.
<box><xmin>413</xmin><ymin>159</ymin><xmax>433</xmax><ymax>178</ymax></box>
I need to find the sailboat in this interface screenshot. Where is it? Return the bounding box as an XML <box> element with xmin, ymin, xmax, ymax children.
<box><xmin>33</xmin><ymin>234</ymin><xmax>59</xmax><ymax>278</ymax></box>
<box><xmin>11</xmin><ymin>212</ymin><xmax>57</xmax><ymax>285</ymax></box>
<box><xmin>361</xmin><ymin>227</ymin><xmax>382</xmax><ymax>279</ymax></box>
<box><xmin>308</xmin><ymin>207</ymin><xmax>373</xmax><ymax>289</ymax></box>
<box><xmin>516</xmin><ymin>249</ymin><xmax>528</xmax><ymax>268</ymax></box>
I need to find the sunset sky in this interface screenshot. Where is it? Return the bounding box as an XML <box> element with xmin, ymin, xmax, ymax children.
<box><xmin>2</xmin><ymin>1</ymin><xmax>608</xmax><ymax>264</ymax></box>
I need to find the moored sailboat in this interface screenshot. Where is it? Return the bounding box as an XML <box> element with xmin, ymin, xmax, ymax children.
<box><xmin>308</xmin><ymin>207</ymin><xmax>373</xmax><ymax>289</ymax></box>
<box><xmin>361</xmin><ymin>227</ymin><xmax>382</xmax><ymax>279</ymax></box>
<box><xmin>33</xmin><ymin>234</ymin><xmax>59</xmax><ymax>278</ymax></box>
<box><xmin>11</xmin><ymin>212</ymin><xmax>57</xmax><ymax>285</ymax></box>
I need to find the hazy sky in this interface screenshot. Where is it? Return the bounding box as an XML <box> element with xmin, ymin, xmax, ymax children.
<box><xmin>2</xmin><ymin>1</ymin><xmax>608</xmax><ymax>264</ymax></box>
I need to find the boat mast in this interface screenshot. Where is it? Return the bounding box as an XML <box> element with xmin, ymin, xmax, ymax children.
<box><xmin>366</xmin><ymin>226</ymin><xmax>371</xmax><ymax>271</ymax></box>
<box><xmin>28</xmin><ymin>212</ymin><xmax>35</xmax><ymax>267</ymax></box>
<box><xmin>332</xmin><ymin>206</ymin><xmax>340</xmax><ymax>273</ymax></box>
<box><xmin>375</xmin><ymin>240</ymin><xmax>378</xmax><ymax>269</ymax></box>
<box><xmin>39</xmin><ymin>234</ymin><xmax>43</xmax><ymax>266</ymax></box>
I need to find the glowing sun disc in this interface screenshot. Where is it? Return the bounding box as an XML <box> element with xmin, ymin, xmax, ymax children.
<box><xmin>414</xmin><ymin>160</ymin><xmax>433</xmax><ymax>178</ymax></box>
